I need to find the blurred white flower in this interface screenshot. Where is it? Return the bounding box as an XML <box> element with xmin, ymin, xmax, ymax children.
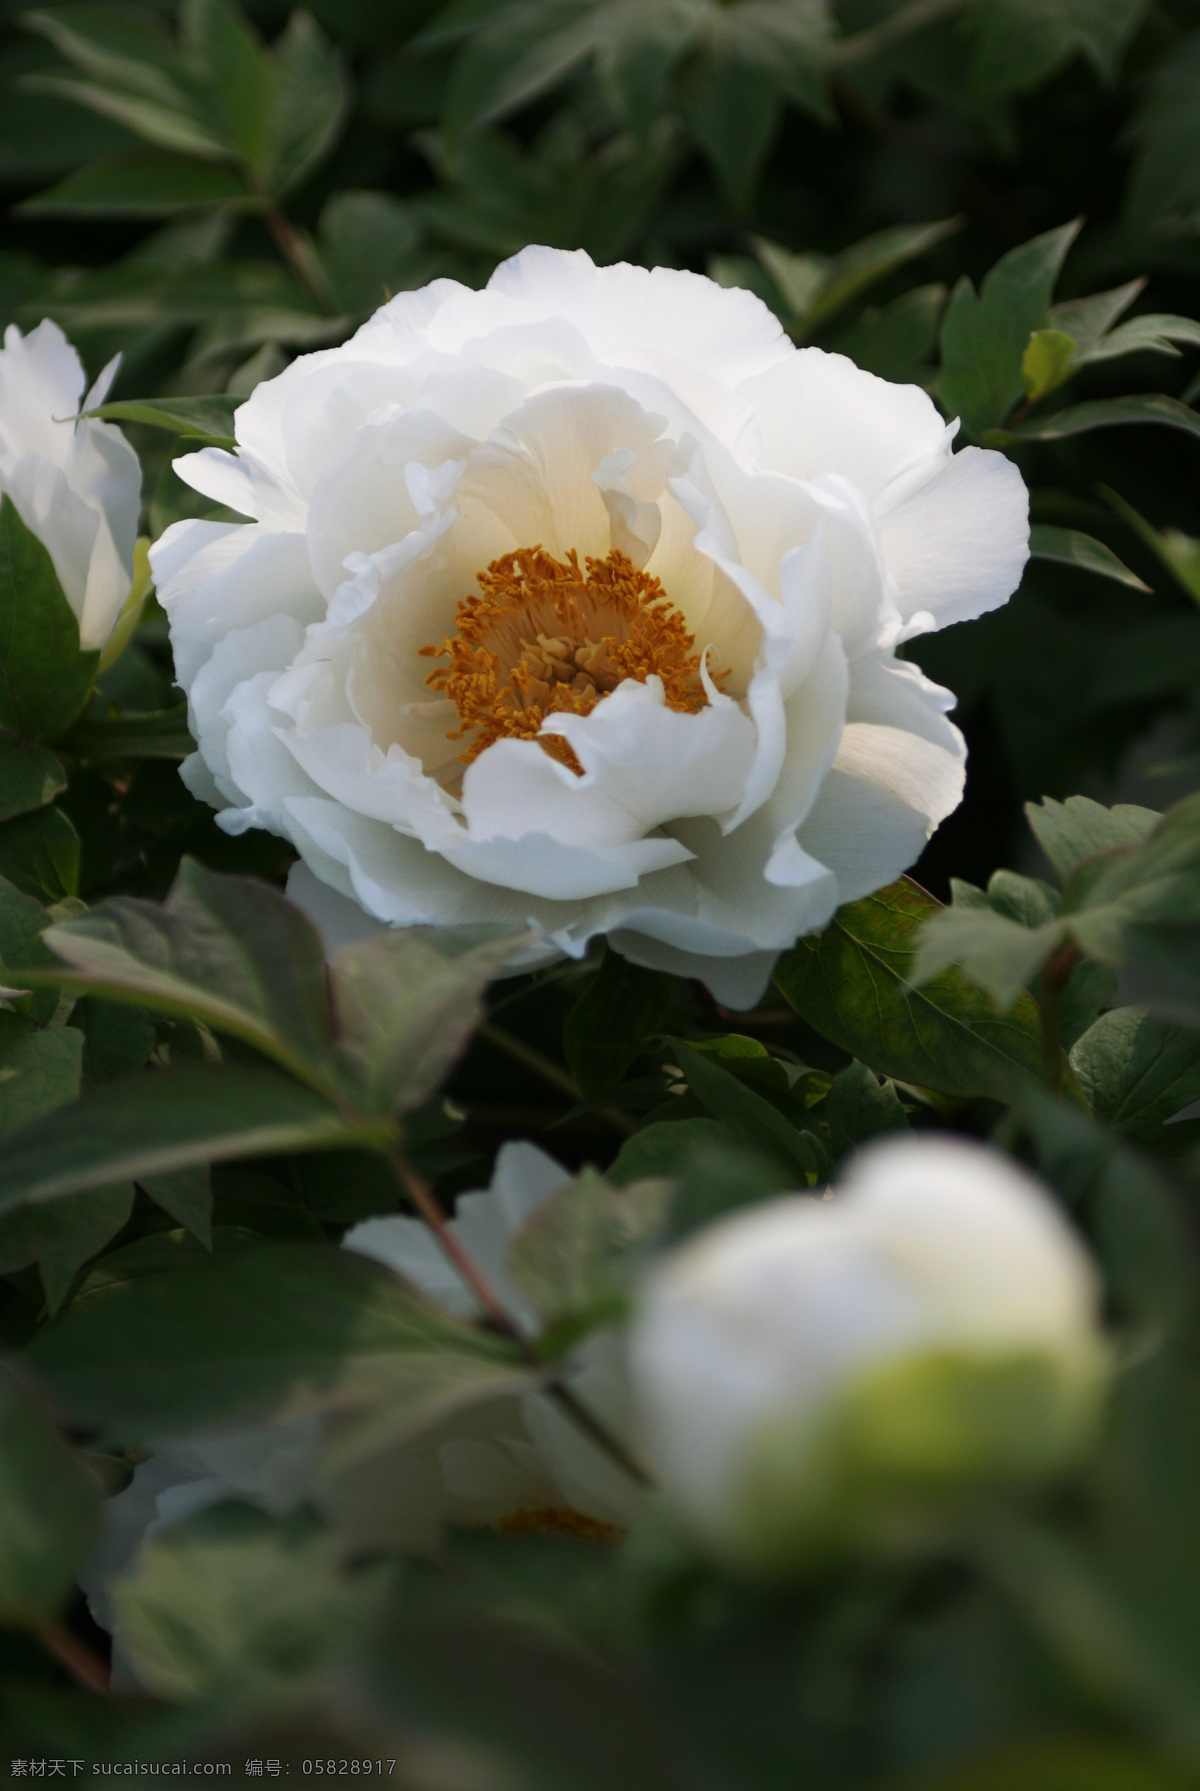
<box><xmin>0</xmin><ymin>320</ymin><xmax>142</xmax><ymax>651</ymax></box>
<box><xmin>82</xmin><ymin>1143</ymin><xmax>640</xmax><ymax>1673</ymax></box>
<box><xmin>152</xmin><ymin>247</ymin><xmax>1028</xmax><ymax>1007</ymax></box>
<box><xmin>630</xmin><ymin>1135</ymin><xmax>1109</xmax><ymax>1573</ymax></box>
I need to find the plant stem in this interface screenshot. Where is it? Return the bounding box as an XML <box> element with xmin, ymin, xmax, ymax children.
<box><xmin>479</xmin><ymin>1023</ymin><xmax>580</xmax><ymax>1102</ymax></box>
<box><xmin>385</xmin><ymin>1146</ymin><xmax>651</xmax><ymax>1487</ymax></box>
<box><xmin>264</xmin><ymin>201</ymin><xmax>335</xmax><ymax>312</ymax></box>
<box><xmin>1039</xmin><ymin>939</ymin><xmax>1082</xmax><ymax>1095</ymax></box>
<box><xmin>39</xmin><ymin>1624</ymin><xmax>110</xmax><ymax>1694</ymax></box>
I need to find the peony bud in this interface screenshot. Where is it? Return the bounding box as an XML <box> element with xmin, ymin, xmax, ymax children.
<box><xmin>629</xmin><ymin>1136</ymin><xmax>1109</xmax><ymax>1573</ymax></box>
<box><xmin>0</xmin><ymin>320</ymin><xmax>142</xmax><ymax>654</ymax></box>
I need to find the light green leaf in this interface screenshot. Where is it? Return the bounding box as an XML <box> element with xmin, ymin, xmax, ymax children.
<box><xmin>0</xmin><ymin>806</ymin><xmax>81</xmax><ymax>902</ymax></box>
<box><xmin>0</xmin><ymin>1366</ymin><xmax>100</xmax><ymax>1628</ymax></box>
<box><xmin>113</xmin><ymin>1504</ymin><xmax>389</xmax><ymax>1704</ymax></box>
<box><xmin>1072</xmin><ymin>1007</ymin><xmax>1200</xmax><ymax>1149</ymax></box>
<box><xmin>564</xmin><ymin>947</ymin><xmax>675</xmax><ymax>1098</ymax></box>
<box><xmin>774</xmin><ymin>880</ymin><xmax>1044</xmax><ymax>1101</ymax></box>
<box><xmin>1029</xmin><ymin>525</ymin><xmax>1151</xmax><ymax>591</ymax></box>
<box><xmin>938</xmin><ymin>222</ymin><xmax>1080</xmax><ymax>437</ymax></box>
<box><xmin>24</xmin><ymin>1239</ymin><xmax>528</xmax><ymax>1442</ymax></box>
<box><xmin>1026</xmin><ymin>794</ymin><xmax>1160</xmax><ymax>885</ymax></box>
<box><xmin>0</xmin><ymin>495</ymin><xmax>99</xmax><ymax>742</ymax></box>
<box><xmin>26</xmin><ymin>858</ymin><xmax>337</xmax><ymax>1093</ymax></box>
<box><xmin>0</xmin><ymin>742</ymin><xmax>66</xmax><ymax>825</ymax></box>
<box><xmin>80</xmin><ymin>394</ymin><xmax>238</xmax><ymax>448</ymax></box>
<box><xmin>19</xmin><ymin>149</ymin><xmax>256</xmax><ymax>216</ymax></box>
<box><xmin>1021</xmin><ymin>328</ymin><xmax>1077</xmax><ymax>400</ymax></box>
<box><xmin>0</xmin><ymin>1064</ymin><xmax>382</xmax><ymax>1216</ymax></box>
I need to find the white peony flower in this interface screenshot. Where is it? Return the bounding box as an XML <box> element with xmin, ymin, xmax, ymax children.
<box><xmin>0</xmin><ymin>320</ymin><xmax>142</xmax><ymax>651</ymax></box>
<box><xmin>629</xmin><ymin>1136</ymin><xmax>1109</xmax><ymax>1573</ymax></box>
<box><xmin>151</xmin><ymin>248</ymin><xmax>1028</xmax><ymax>1006</ymax></box>
<box><xmin>82</xmin><ymin>1143</ymin><xmax>640</xmax><ymax>1672</ymax></box>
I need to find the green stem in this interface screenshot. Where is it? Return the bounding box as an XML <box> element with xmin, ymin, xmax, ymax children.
<box><xmin>479</xmin><ymin>1022</ymin><xmax>580</xmax><ymax>1102</ymax></box>
<box><xmin>262</xmin><ymin>198</ymin><xmax>335</xmax><ymax>312</ymax></box>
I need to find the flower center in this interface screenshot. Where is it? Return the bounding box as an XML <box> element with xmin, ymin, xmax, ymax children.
<box><xmin>421</xmin><ymin>545</ymin><xmax>715</xmax><ymax>776</ymax></box>
<box><xmin>491</xmin><ymin>1504</ymin><xmax>622</xmax><ymax>1545</ymax></box>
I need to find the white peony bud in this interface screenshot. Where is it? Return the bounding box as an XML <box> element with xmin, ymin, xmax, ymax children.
<box><xmin>630</xmin><ymin>1136</ymin><xmax>1109</xmax><ymax>1572</ymax></box>
<box><xmin>0</xmin><ymin>320</ymin><xmax>142</xmax><ymax>652</ymax></box>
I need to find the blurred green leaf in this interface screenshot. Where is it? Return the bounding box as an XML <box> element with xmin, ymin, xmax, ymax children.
<box><xmin>0</xmin><ymin>1365</ymin><xmax>100</xmax><ymax>1629</ymax></box>
<box><xmin>0</xmin><ymin>495</ymin><xmax>99</xmax><ymax>742</ymax></box>
<box><xmin>507</xmin><ymin>1166</ymin><xmax>669</xmax><ymax>1338</ymax></box>
<box><xmin>1101</xmin><ymin>487</ymin><xmax>1200</xmax><ymax>607</ymax></box>
<box><xmin>912</xmin><ymin>904</ymin><xmax>1064</xmax><ymax>1010</ymax></box>
<box><xmin>774</xmin><ymin>880</ymin><xmax>1045</xmax><ymax>1101</ymax></box>
<box><xmin>1029</xmin><ymin>526</ymin><xmax>1150</xmax><ymax>591</ymax></box>
<box><xmin>19</xmin><ymin>147</ymin><xmax>256</xmax><ymax>215</ymax></box>
<box><xmin>1125</xmin><ymin>30</ymin><xmax>1200</xmax><ymax>227</ymax></box>
<box><xmin>330</xmin><ymin>925</ymin><xmax>526</xmax><ymax>1116</ymax></box>
<box><xmin>260</xmin><ymin>9</ymin><xmax>349</xmax><ymax>195</ymax></box>
<box><xmin>829</xmin><ymin>282</ymin><xmax>946</xmax><ymax>382</ymax></box>
<box><xmin>938</xmin><ymin>222</ymin><xmax>1080</xmax><ymax>437</ymax></box>
<box><xmin>59</xmin><ymin>703</ymin><xmax>194</xmax><ymax>763</ymax></box>
<box><xmin>25</xmin><ymin>1238</ymin><xmax>528</xmax><ymax>1440</ymax></box>
<box><xmin>0</xmin><ymin>1016</ymin><xmax>82</xmax><ymax>1143</ymax></box>
<box><xmin>0</xmin><ymin>1064</ymin><xmax>381</xmax><ymax>1215</ymax></box>
<box><xmin>968</xmin><ymin>0</ymin><xmax>1150</xmax><ymax>98</ymax></box>
<box><xmin>823</xmin><ymin>1058</ymin><xmax>909</xmax><ymax>1159</ymax></box>
<box><xmin>113</xmin><ymin>1503</ymin><xmax>389</xmax><ymax>1704</ymax></box>
<box><xmin>1026</xmin><ymin>795</ymin><xmax>1160</xmax><ymax>886</ymax></box>
<box><xmin>140</xmin><ymin>1165</ymin><xmax>213</xmax><ymax>1247</ymax></box>
<box><xmin>755</xmin><ymin>215</ymin><xmax>959</xmax><ymax>337</ymax></box>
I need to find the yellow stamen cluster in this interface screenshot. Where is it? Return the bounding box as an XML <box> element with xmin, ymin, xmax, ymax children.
<box><xmin>421</xmin><ymin>545</ymin><xmax>715</xmax><ymax>776</ymax></box>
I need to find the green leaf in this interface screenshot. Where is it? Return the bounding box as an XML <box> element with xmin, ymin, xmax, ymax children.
<box><xmin>58</xmin><ymin>703</ymin><xmax>193</xmax><ymax>763</ymax></box>
<box><xmin>996</xmin><ymin>394</ymin><xmax>1200</xmax><ymax>447</ymax></box>
<box><xmin>0</xmin><ymin>495</ymin><xmax>99</xmax><ymax>742</ymax></box>
<box><xmin>0</xmin><ymin>1064</ymin><xmax>382</xmax><ymax>1216</ymax></box>
<box><xmin>0</xmin><ymin>875</ymin><xmax>59</xmax><ymax>1027</ymax></box>
<box><xmin>968</xmin><ymin>0</ymin><xmax>1149</xmax><ymax>97</ymax></box>
<box><xmin>506</xmin><ymin>1166</ymin><xmax>669</xmax><ymax>1338</ymax></box>
<box><xmin>77</xmin><ymin>996</ymin><xmax>156</xmax><ymax>1082</ymax></box>
<box><xmin>317</xmin><ymin>190</ymin><xmax>430</xmax><ymax>317</ymax></box>
<box><xmin>0</xmin><ymin>741</ymin><xmax>66</xmax><ymax>824</ymax></box>
<box><xmin>829</xmin><ymin>283</ymin><xmax>946</xmax><ymax>383</ymax></box>
<box><xmin>757</xmin><ymin>216</ymin><xmax>959</xmax><ymax>337</ymax></box>
<box><xmin>1060</xmin><ymin>793</ymin><xmax>1200</xmax><ymax>961</ymax></box>
<box><xmin>607</xmin><ymin>1114</ymin><xmax>798</xmax><ymax>1189</ymax></box>
<box><xmin>182</xmin><ymin>0</ymin><xmax>271</xmax><ymax>169</ymax></box>
<box><xmin>260</xmin><ymin>10</ymin><xmax>349</xmax><ymax>196</ymax></box>
<box><xmin>938</xmin><ymin>222</ymin><xmax>1080</xmax><ymax>437</ymax></box>
<box><xmin>1100</xmin><ymin>486</ymin><xmax>1200</xmax><ymax>606</ymax></box>
<box><xmin>0</xmin><ymin>1015</ymin><xmax>82</xmax><ymax>1142</ymax></box>
<box><xmin>29</xmin><ymin>858</ymin><xmax>338</xmax><ymax>1093</ymax></box>
<box><xmin>330</xmin><ymin>926</ymin><xmax>524</xmax><ymax>1117</ymax></box>
<box><xmin>0</xmin><ymin>806</ymin><xmax>81</xmax><ymax>902</ymax></box>
<box><xmin>1125</xmin><ymin>32</ymin><xmax>1200</xmax><ymax>226</ymax></box>
<box><xmin>38</xmin><ymin>1185</ymin><xmax>136</xmax><ymax>1314</ymax></box>
<box><xmin>1071</xmin><ymin>1007</ymin><xmax>1200</xmax><ymax>1151</ymax></box>
<box><xmin>19</xmin><ymin>149</ymin><xmax>256</xmax><ymax>216</ymax></box>
<box><xmin>563</xmin><ymin>947</ymin><xmax>675</xmax><ymax>1098</ymax></box>
<box><xmin>911</xmin><ymin>905</ymin><xmax>1065</xmax><ymax>1010</ymax></box>
<box><xmin>1048</xmin><ymin>278</ymin><xmax>1144</xmax><ymax>356</ymax></box>
<box><xmin>80</xmin><ymin>395</ymin><xmax>238</xmax><ymax>448</ymax></box>
<box><xmin>823</xmin><ymin>1059</ymin><xmax>909</xmax><ymax>1161</ymax></box>
<box><xmin>140</xmin><ymin>1166</ymin><xmax>213</xmax><ymax>1247</ymax></box>
<box><xmin>1021</xmin><ymin>328</ymin><xmax>1077</xmax><ymax>400</ymax></box>
<box><xmin>678</xmin><ymin>43</ymin><xmax>783</xmax><ymax>211</ymax></box>
<box><xmin>1029</xmin><ymin>525</ymin><xmax>1151</xmax><ymax>591</ymax></box>
<box><xmin>0</xmin><ymin>1366</ymin><xmax>100</xmax><ymax>1628</ymax></box>
<box><xmin>773</xmin><ymin>880</ymin><xmax>1045</xmax><ymax>1102</ymax></box>
<box><xmin>24</xmin><ymin>1240</ymin><xmax>529</xmax><ymax>1442</ymax></box>
<box><xmin>667</xmin><ymin>1038</ymin><xmax>827</xmax><ymax>1182</ymax></box>
<box><xmin>1077</xmin><ymin>311</ymin><xmax>1200</xmax><ymax>365</ymax></box>
<box><xmin>112</xmin><ymin>1504</ymin><xmax>389</xmax><ymax>1704</ymax></box>
<box><xmin>1026</xmin><ymin>794</ymin><xmax>1160</xmax><ymax>885</ymax></box>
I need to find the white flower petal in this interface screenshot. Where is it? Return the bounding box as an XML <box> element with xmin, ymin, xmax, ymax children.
<box><xmin>876</xmin><ymin>443</ymin><xmax>1030</xmax><ymax>633</ymax></box>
